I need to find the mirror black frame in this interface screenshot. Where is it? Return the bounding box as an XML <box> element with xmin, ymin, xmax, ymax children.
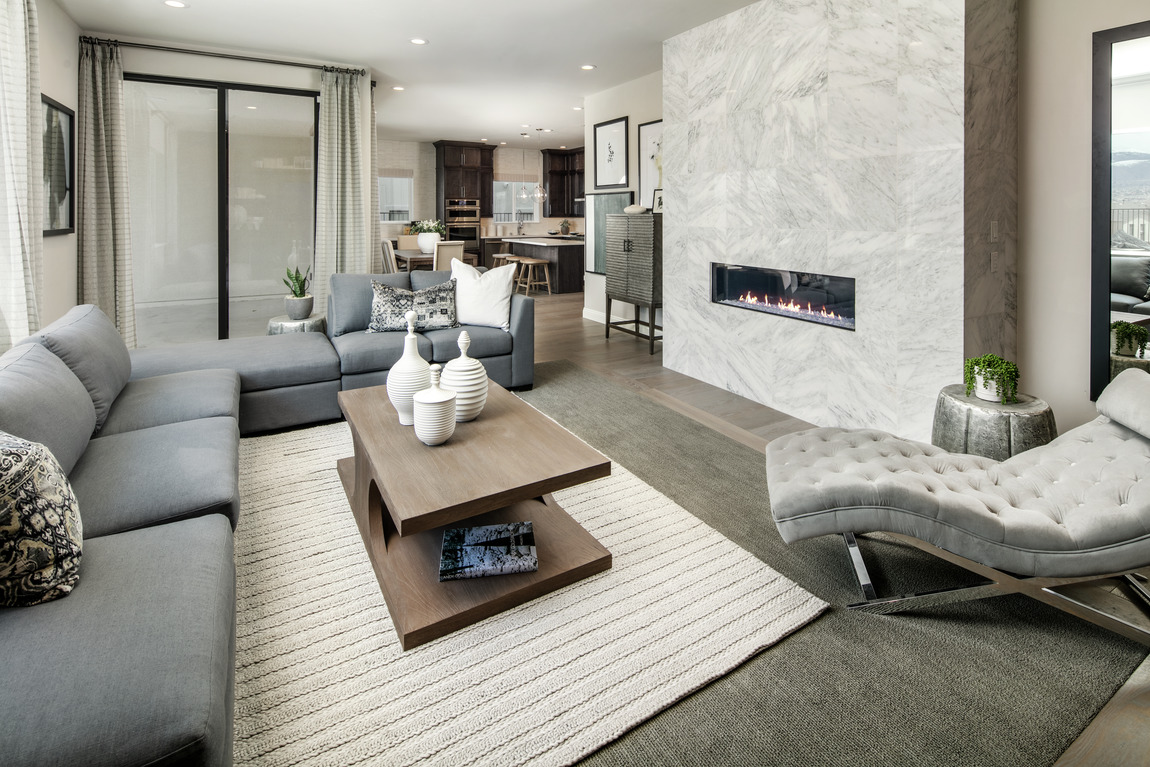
<box><xmin>41</xmin><ymin>94</ymin><xmax>74</xmax><ymax>236</ymax></box>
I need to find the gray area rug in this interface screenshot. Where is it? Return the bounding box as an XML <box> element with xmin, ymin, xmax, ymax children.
<box><xmin>518</xmin><ymin>360</ymin><xmax>1149</xmax><ymax>767</ymax></box>
<box><xmin>232</xmin><ymin>421</ymin><xmax>825</xmax><ymax>766</ymax></box>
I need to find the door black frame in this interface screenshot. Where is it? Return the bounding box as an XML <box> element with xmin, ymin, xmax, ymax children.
<box><xmin>123</xmin><ymin>73</ymin><xmax>319</xmax><ymax>339</ymax></box>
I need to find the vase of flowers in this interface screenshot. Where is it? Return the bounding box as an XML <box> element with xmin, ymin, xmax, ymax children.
<box><xmin>411</xmin><ymin>219</ymin><xmax>446</xmax><ymax>254</ymax></box>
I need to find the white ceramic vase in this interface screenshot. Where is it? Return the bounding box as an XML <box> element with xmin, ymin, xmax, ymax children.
<box><xmin>973</xmin><ymin>373</ymin><xmax>1000</xmax><ymax>402</ymax></box>
<box><xmin>413</xmin><ymin>365</ymin><xmax>457</xmax><ymax>446</ymax></box>
<box><xmin>417</xmin><ymin>232</ymin><xmax>441</xmax><ymax>254</ymax></box>
<box><xmin>440</xmin><ymin>331</ymin><xmax>489</xmax><ymax>422</ymax></box>
<box><xmin>386</xmin><ymin>310</ymin><xmax>431</xmax><ymax>426</ymax></box>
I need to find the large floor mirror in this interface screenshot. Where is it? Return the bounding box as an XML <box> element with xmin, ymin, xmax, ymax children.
<box><xmin>1092</xmin><ymin>20</ymin><xmax>1150</xmax><ymax>399</ymax></box>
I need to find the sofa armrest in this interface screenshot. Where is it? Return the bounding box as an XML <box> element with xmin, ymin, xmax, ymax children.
<box><xmin>508</xmin><ymin>293</ymin><xmax>534</xmax><ymax>389</ymax></box>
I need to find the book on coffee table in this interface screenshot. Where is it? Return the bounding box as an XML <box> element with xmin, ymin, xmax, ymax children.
<box><xmin>439</xmin><ymin>521</ymin><xmax>538</xmax><ymax>581</ymax></box>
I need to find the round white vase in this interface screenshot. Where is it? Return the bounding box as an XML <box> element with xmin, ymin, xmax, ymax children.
<box><xmin>413</xmin><ymin>365</ymin><xmax>457</xmax><ymax>446</ymax></box>
<box><xmin>440</xmin><ymin>331</ymin><xmax>489</xmax><ymax>422</ymax></box>
<box><xmin>417</xmin><ymin>232</ymin><xmax>441</xmax><ymax>254</ymax></box>
<box><xmin>386</xmin><ymin>310</ymin><xmax>431</xmax><ymax>426</ymax></box>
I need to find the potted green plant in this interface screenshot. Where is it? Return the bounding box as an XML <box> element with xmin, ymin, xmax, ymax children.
<box><xmin>964</xmin><ymin>353</ymin><xmax>1019</xmax><ymax>404</ymax></box>
<box><xmin>410</xmin><ymin>219</ymin><xmax>446</xmax><ymax>254</ymax></box>
<box><xmin>559</xmin><ymin>219</ymin><xmax>572</xmax><ymax>235</ymax></box>
<box><xmin>1110</xmin><ymin>320</ymin><xmax>1149</xmax><ymax>357</ymax></box>
<box><xmin>283</xmin><ymin>265</ymin><xmax>313</xmax><ymax>320</ymax></box>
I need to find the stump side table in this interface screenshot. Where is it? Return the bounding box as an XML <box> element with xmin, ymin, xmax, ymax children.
<box><xmin>267</xmin><ymin>314</ymin><xmax>326</xmax><ymax>335</ymax></box>
<box><xmin>931</xmin><ymin>384</ymin><xmax>1057</xmax><ymax>462</ymax></box>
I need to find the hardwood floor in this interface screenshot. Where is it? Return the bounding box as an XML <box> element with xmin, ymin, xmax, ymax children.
<box><xmin>531</xmin><ymin>290</ymin><xmax>1148</xmax><ymax>767</ymax></box>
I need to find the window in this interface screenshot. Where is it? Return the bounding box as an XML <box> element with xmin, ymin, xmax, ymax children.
<box><xmin>492</xmin><ymin>180</ymin><xmax>538</xmax><ymax>223</ymax></box>
<box><xmin>378</xmin><ymin>173</ymin><xmax>414</xmax><ymax>222</ymax></box>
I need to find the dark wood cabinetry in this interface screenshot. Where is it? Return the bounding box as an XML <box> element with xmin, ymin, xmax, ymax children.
<box><xmin>435</xmin><ymin>140</ymin><xmax>496</xmax><ymax>218</ymax></box>
<box><xmin>541</xmin><ymin>148</ymin><xmax>585</xmax><ymax>219</ymax></box>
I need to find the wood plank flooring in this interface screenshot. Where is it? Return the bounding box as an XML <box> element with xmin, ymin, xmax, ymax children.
<box><xmin>531</xmin><ymin>290</ymin><xmax>1148</xmax><ymax>767</ymax></box>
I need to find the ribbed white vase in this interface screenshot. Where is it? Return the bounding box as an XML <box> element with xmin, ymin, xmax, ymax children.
<box><xmin>386</xmin><ymin>310</ymin><xmax>431</xmax><ymax>426</ymax></box>
<box><xmin>440</xmin><ymin>331</ymin><xmax>489</xmax><ymax>422</ymax></box>
<box><xmin>414</xmin><ymin>365</ymin><xmax>457</xmax><ymax>446</ymax></box>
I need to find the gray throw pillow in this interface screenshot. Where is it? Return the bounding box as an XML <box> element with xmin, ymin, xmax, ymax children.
<box><xmin>367</xmin><ymin>278</ymin><xmax>457</xmax><ymax>332</ymax></box>
<box><xmin>0</xmin><ymin>431</ymin><xmax>83</xmax><ymax>607</ymax></box>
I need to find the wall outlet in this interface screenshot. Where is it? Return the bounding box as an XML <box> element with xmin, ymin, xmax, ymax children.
<box><xmin>990</xmin><ymin>220</ymin><xmax>999</xmax><ymax>243</ymax></box>
<box><xmin>991</xmin><ymin>251</ymin><xmax>999</xmax><ymax>272</ymax></box>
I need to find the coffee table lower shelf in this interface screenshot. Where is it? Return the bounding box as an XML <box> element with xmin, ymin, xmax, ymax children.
<box><xmin>337</xmin><ymin>457</ymin><xmax>612</xmax><ymax>650</ymax></box>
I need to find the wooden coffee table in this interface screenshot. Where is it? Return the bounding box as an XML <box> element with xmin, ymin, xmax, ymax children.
<box><xmin>337</xmin><ymin>382</ymin><xmax>612</xmax><ymax>650</ymax></box>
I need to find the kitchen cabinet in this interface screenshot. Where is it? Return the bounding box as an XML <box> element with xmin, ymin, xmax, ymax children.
<box><xmin>541</xmin><ymin>148</ymin><xmax>585</xmax><ymax>219</ymax></box>
<box><xmin>434</xmin><ymin>140</ymin><xmax>496</xmax><ymax>218</ymax></box>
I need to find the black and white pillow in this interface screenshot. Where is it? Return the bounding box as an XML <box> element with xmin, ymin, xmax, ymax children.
<box><xmin>367</xmin><ymin>279</ymin><xmax>458</xmax><ymax>332</ymax></box>
<box><xmin>0</xmin><ymin>431</ymin><xmax>83</xmax><ymax>607</ymax></box>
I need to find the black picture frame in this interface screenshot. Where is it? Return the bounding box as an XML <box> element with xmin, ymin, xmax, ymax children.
<box><xmin>42</xmin><ymin>94</ymin><xmax>74</xmax><ymax>236</ymax></box>
<box><xmin>652</xmin><ymin>188</ymin><xmax>664</xmax><ymax>213</ymax></box>
<box><xmin>594</xmin><ymin>116</ymin><xmax>629</xmax><ymax>189</ymax></box>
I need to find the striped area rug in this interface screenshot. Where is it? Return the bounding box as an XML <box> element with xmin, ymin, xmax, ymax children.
<box><xmin>233</xmin><ymin>421</ymin><xmax>826</xmax><ymax>766</ymax></box>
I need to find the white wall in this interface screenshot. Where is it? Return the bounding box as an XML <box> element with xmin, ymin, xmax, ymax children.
<box><xmin>582</xmin><ymin>70</ymin><xmax>662</xmax><ymax>324</ymax></box>
<box><xmin>37</xmin><ymin>0</ymin><xmax>80</xmax><ymax>325</ymax></box>
<box><xmin>1018</xmin><ymin>0</ymin><xmax>1150</xmax><ymax>431</ymax></box>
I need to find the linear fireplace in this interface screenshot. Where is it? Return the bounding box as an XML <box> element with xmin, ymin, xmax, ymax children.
<box><xmin>711</xmin><ymin>263</ymin><xmax>855</xmax><ymax>330</ymax></box>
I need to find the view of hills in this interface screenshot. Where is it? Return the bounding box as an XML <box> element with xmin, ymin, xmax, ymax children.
<box><xmin>1113</xmin><ymin>151</ymin><xmax>1150</xmax><ymax>207</ymax></box>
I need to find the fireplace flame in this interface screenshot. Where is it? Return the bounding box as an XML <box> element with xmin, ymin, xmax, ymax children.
<box><xmin>737</xmin><ymin>292</ymin><xmax>846</xmax><ymax>321</ymax></box>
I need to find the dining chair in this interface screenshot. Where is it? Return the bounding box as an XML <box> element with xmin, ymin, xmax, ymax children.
<box><xmin>397</xmin><ymin>234</ymin><xmax>419</xmax><ymax>250</ymax></box>
<box><xmin>381</xmin><ymin>240</ymin><xmax>398</xmax><ymax>273</ymax></box>
<box><xmin>433</xmin><ymin>240</ymin><xmax>465</xmax><ymax>271</ymax></box>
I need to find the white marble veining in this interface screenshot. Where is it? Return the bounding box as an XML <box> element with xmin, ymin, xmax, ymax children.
<box><xmin>663</xmin><ymin>0</ymin><xmax>1017</xmax><ymax>442</ymax></box>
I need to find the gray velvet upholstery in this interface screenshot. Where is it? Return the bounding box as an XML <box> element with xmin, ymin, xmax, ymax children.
<box><xmin>130</xmin><ymin>333</ymin><xmax>340</xmax><ymax>391</ymax></box>
<box><xmin>331</xmin><ymin>329</ymin><xmax>428</xmax><ymax>375</ymax></box>
<box><xmin>100</xmin><ymin>368</ymin><xmax>241</xmax><ymax>436</ymax></box>
<box><xmin>239</xmin><ymin>380</ymin><xmax>343</xmax><ymax>434</ymax></box>
<box><xmin>0</xmin><ymin>344</ymin><xmax>95</xmax><ymax>474</ymax></box>
<box><xmin>767</xmin><ymin>371</ymin><xmax>1150</xmax><ymax>577</ymax></box>
<box><xmin>328</xmin><ymin>272</ymin><xmax>412</xmax><ymax>337</ymax></box>
<box><xmin>71</xmin><ymin>417</ymin><xmax>241</xmax><ymax>538</ymax></box>
<box><xmin>0</xmin><ymin>516</ymin><xmax>235</xmax><ymax>767</ymax></box>
<box><xmin>1097</xmin><ymin>368</ymin><xmax>1150</xmax><ymax>437</ymax></box>
<box><xmin>423</xmin><ymin>325</ymin><xmax>513</xmax><ymax>360</ymax></box>
<box><xmin>18</xmin><ymin>304</ymin><xmax>131</xmax><ymax>430</ymax></box>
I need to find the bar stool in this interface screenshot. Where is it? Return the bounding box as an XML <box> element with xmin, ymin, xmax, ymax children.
<box><xmin>515</xmin><ymin>257</ymin><xmax>551</xmax><ymax>296</ymax></box>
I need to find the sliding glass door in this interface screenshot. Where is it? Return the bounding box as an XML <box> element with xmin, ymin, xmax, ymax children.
<box><xmin>125</xmin><ymin>78</ymin><xmax>317</xmax><ymax>347</ymax></box>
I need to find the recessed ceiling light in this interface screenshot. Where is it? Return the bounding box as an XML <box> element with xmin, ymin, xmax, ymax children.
<box><xmin>573</xmin><ymin>106</ymin><xmax>583</xmax><ymax>111</ymax></box>
<box><xmin>392</xmin><ymin>86</ymin><xmax>404</xmax><ymax>91</ymax></box>
<box><xmin>543</xmin><ymin>129</ymin><xmax>552</xmax><ymax>133</ymax></box>
<box><xmin>410</xmin><ymin>38</ymin><xmax>428</xmax><ymax>45</ymax></box>
<box><xmin>480</xmin><ymin>138</ymin><xmax>488</xmax><ymax>142</ymax></box>
<box><xmin>246</xmin><ymin>105</ymin><xmax>257</xmax><ymax>110</ymax></box>
<box><xmin>499</xmin><ymin>141</ymin><xmax>507</xmax><ymax>145</ymax></box>
<box><xmin>164</xmin><ymin>0</ymin><xmax>187</xmax><ymax>7</ymax></box>
<box><xmin>521</xmin><ymin>124</ymin><xmax>530</xmax><ymax>128</ymax></box>
<box><xmin>559</xmin><ymin>145</ymin><xmax>567</xmax><ymax>149</ymax></box>
<box><xmin>581</xmin><ymin>64</ymin><xmax>596</xmax><ymax>70</ymax></box>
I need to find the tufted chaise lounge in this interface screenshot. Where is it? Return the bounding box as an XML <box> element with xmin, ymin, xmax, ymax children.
<box><xmin>766</xmin><ymin>368</ymin><xmax>1150</xmax><ymax>644</ymax></box>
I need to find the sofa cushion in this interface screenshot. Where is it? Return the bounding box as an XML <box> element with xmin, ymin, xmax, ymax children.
<box><xmin>0</xmin><ymin>432</ymin><xmax>83</xmax><ymax>607</ymax></box>
<box><xmin>129</xmin><ymin>333</ymin><xmax>340</xmax><ymax>392</ymax></box>
<box><xmin>17</xmin><ymin>304</ymin><xmax>131</xmax><ymax>430</ymax></box>
<box><xmin>423</xmin><ymin>325</ymin><xmax>514</xmax><ymax>362</ymax></box>
<box><xmin>450</xmin><ymin>260</ymin><xmax>516</xmax><ymax>330</ymax></box>
<box><xmin>0</xmin><ymin>344</ymin><xmax>95</xmax><ymax>474</ymax></box>
<box><xmin>1111</xmin><ymin>256</ymin><xmax>1150</xmax><ymax>300</ymax></box>
<box><xmin>0</xmin><ymin>515</ymin><xmax>235</xmax><ymax>767</ymax></box>
<box><xmin>328</xmin><ymin>272</ymin><xmax>411</xmax><ymax>337</ymax></box>
<box><xmin>101</xmin><ymin>368</ymin><xmax>241</xmax><ymax>436</ymax></box>
<box><xmin>70</xmin><ymin>417</ymin><xmax>240</xmax><ymax>538</ymax></box>
<box><xmin>367</xmin><ymin>278</ymin><xmax>457</xmax><ymax>332</ymax></box>
<box><xmin>1112</xmin><ymin>292</ymin><xmax>1144</xmax><ymax>312</ymax></box>
<box><xmin>1097</xmin><ymin>368</ymin><xmax>1150</xmax><ymax>438</ymax></box>
<box><xmin>331</xmin><ymin>329</ymin><xmax>433</xmax><ymax>375</ymax></box>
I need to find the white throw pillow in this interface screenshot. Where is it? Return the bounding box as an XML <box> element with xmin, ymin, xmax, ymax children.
<box><xmin>451</xmin><ymin>260</ymin><xmax>517</xmax><ymax>330</ymax></box>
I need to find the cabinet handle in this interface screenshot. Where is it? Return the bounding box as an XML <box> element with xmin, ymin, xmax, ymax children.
<box><xmin>460</xmin><ymin>152</ymin><xmax>465</xmax><ymax>165</ymax></box>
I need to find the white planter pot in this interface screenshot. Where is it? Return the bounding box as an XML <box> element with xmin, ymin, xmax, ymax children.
<box><xmin>1112</xmin><ymin>330</ymin><xmax>1141</xmax><ymax>357</ymax></box>
<box><xmin>417</xmin><ymin>232</ymin><xmax>441</xmax><ymax>254</ymax></box>
<box><xmin>973</xmin><ymin>373</ymin><xmax>1000</xmax><ymax>402</ymax></box>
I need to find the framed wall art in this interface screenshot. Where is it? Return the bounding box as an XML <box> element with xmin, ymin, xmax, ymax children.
<box><xmin>637</xmin><ymin>119</ymin><xmax>662</xmax><ymax>209</ymax></box>
<box><xmin>42</xmin><ymin>95</ymin><xmax>74</xmax><ymax>235</ymax></box>
<box><xmin>593</xmin><ymin>116</ymin><xmax>628</xmax><ymax>189</ymax></box>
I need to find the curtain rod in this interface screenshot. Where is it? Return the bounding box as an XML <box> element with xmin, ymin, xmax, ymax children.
<box><xmin>80</xmin><ymin>36</ymin><xmax>366</xmax><ymax>77</ymax></box>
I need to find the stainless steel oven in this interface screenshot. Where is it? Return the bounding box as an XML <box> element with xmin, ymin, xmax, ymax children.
<box><xmin>445</xmin><ymin>198</ymin><xmax>479</xmax><ymax>223</ymax></box>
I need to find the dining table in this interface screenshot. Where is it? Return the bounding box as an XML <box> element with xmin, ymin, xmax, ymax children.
<box><xmin>393</xmin><ymin>249</ymin><xmax>479</xmax><ymax>272</ymax></box>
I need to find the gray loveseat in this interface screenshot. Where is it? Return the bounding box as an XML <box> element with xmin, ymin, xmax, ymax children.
<box><xmin>1111</xmin><ymin>253</ymin><xmax>1150</xmax><ymax>314</ymax></box>
<box><xmin>1</xmin><ymin>305</ymin><xmax>240</xmax><ymax>767</ymax></box>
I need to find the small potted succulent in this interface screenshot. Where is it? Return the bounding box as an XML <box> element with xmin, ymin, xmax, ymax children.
<box><xmin>410</xmin><ymin>219</ymin><xmax>446</xmax><ymax>254</ymax></box>
<box><xmin>1110</xmin><ymin>320</ymin><xmax>1149</xmax><ymax>357</ymax></box>
<box><xmin>559</xmin><ymin>219</ymin><xmax>572</xmax><ymax>235</ymax></box>
<box><xmin>964</xmin><ymin>353</ymin><xmax>1019</xmax><ymax>404</ymax></box>
<box><xmin>283</xmin><ymin>265</ymin><xmax>313</xmax><ymax>320</ymax></box>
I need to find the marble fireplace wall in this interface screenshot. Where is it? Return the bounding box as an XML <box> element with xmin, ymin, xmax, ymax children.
<box><xmin>662</xmin><ymin>0</ymin><xmax>1016</xmax><ymax>441</ymax></box>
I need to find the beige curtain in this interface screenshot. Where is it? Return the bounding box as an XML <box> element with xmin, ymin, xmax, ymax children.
<box><xmin>77</xmin><ymin>37</ymin><xmax>136</xmax><ymax>347</ymax></box>
<box><xmin>314</xmin><ymin>67</ymin><xmax>367</xmax><ymax>314</ymax></box>
<box><xmin>368</xmin><ymin>83</ymin><xmax>391</xmax><ymax>274</ymax></box>
<box><xmin>0</xmin><ymin>0</ymin><xmax>43</xmax><ymax>350</ymax></box>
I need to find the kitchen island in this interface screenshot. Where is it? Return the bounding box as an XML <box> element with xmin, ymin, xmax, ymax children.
<box><xmin>503</xmin><ymin>238</ymin><xmax>585</xmax><ymax>293</ymax></box>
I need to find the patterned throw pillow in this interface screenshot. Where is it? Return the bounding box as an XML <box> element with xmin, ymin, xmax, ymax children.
<box><xmin>367</xmin><ymin>278</ymin><xmax>457</xmax><ymax>332</ymax></box>
<box><xmin>0</xmin><ymin>431</ymin><xmax>83</xmax><ymax>607</ymax></box>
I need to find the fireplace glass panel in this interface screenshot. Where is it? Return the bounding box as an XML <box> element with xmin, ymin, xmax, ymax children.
<box><xmin>711</xmin><ymin>263</ymin><xmax>855</xmax><ymax>330</ymax></box>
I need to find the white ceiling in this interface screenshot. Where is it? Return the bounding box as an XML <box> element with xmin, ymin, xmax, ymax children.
<box><xmin>57</xmin><ymin>0</ymin><xmax>759</xmax><ymax>150</ymax></box>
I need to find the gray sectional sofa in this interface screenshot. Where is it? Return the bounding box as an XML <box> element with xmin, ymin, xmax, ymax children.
<box><xmin>0</xmin><ymin>272</ymin><xmax>534</xmax><ymax>765</ymax></box>
<box><xmin>1111</xmin><ymin>252</ymin><xmax>1150</xmax><ymax>314</ymax></box>
<box><xmin>1</xmin><ymin>305</ymin><xmax>239</xmax><ymax>767</ymax></box>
